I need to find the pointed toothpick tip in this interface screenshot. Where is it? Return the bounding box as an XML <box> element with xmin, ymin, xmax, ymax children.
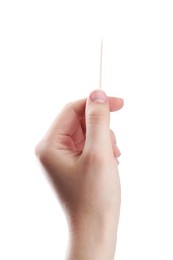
<box><xmin>99</xmin><ymin>37</ymin><xmax>103</xmax><ymax>90</ymax></box>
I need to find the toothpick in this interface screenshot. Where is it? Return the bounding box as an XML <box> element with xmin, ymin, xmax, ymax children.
<box><xmin>99</xmin><ymin>38</ymin><xmax>103</xmax><ymax>89</ymax></box>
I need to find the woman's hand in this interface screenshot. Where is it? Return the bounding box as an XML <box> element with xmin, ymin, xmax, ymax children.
<box><xmin>35</xmin><ymin>90</ymin><xmax>124</xmax><ymax>260</ymax></box>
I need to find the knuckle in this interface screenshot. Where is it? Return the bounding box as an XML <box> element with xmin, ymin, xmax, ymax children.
<box><xmin>35</xmin><ymin>141</ymin><xmax>50</xmax><ymax>164</ymax></box>
<box><xmin>87</xmin><ymin>111</ymin><xmax>106</xmax><ymax>125</ymax></box>
<box><xmin>63</xmin><ymin>102</ymin><xmax>73</xmax><ymax>111</ymax></box>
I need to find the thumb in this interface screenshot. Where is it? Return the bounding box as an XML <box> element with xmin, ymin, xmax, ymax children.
<box><xmin>84</xmin><ymin>90</ymin><xmax>112</xmax><ymax>153</ymax></box>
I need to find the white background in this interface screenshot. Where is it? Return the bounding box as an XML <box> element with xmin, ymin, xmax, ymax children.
<box><xmin>0</xmin><ymin>0</ymin><xmax>173</xmax><ymax>259</ymax></box>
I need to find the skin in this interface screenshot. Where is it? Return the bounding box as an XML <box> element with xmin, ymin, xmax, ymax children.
<box><xmin>35</xmin><ymin>90</ymin><xmax>124</xmax><ymax>260</ymax></box>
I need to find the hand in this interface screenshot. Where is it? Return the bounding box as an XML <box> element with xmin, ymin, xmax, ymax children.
<box><xmin>35</xmin><ymin>90</ymin><xmax>124</xmax><ymax>260</ymax></box>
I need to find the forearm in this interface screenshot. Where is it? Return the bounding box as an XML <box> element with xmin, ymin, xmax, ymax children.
<box><xmin>65</xmin><ymin>213</ymin><xmax>119</xmax><ymax>260</ymax></box>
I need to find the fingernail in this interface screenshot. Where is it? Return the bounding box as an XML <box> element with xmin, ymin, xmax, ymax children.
<box><xmin>90</xmin><ymin>90</ymin><xmax>107</xmax><ymax>103</ymax></box>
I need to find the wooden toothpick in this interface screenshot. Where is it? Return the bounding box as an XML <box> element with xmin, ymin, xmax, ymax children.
<box><xmin>99</xmin><ymin>38</ymin><xmax>103</xmax><ymax>89</ymax></box>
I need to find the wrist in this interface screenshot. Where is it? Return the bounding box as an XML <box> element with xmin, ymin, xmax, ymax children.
<box><xmin>66</xmin><ymin>212</ymin><xmax>120</xmax><ymax>260</ymax></box>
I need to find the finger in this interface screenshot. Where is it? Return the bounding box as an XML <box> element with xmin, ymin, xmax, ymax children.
<box><xmin>116</xmin><ymin>158</ymin><xmax>120</xmax><ymax>165</ymax></box>
<box><xmin>84</xmin><ymin>90</ymin><xmax>113</xmax><ymax>154</ymax></box>
<box><xmin>43</xmin><ymin>99</ymin><xmax>86</xmax><ymax>142</ymax></box>
<box><xmin>108</xmin><ymin>96</ymin><xmax>124</xmax><ymax>112</ymax></box>
<box><xmin>110</xmin><ymin>130</ymin><xmax>121</xmax><ymax>158</ymax></box>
